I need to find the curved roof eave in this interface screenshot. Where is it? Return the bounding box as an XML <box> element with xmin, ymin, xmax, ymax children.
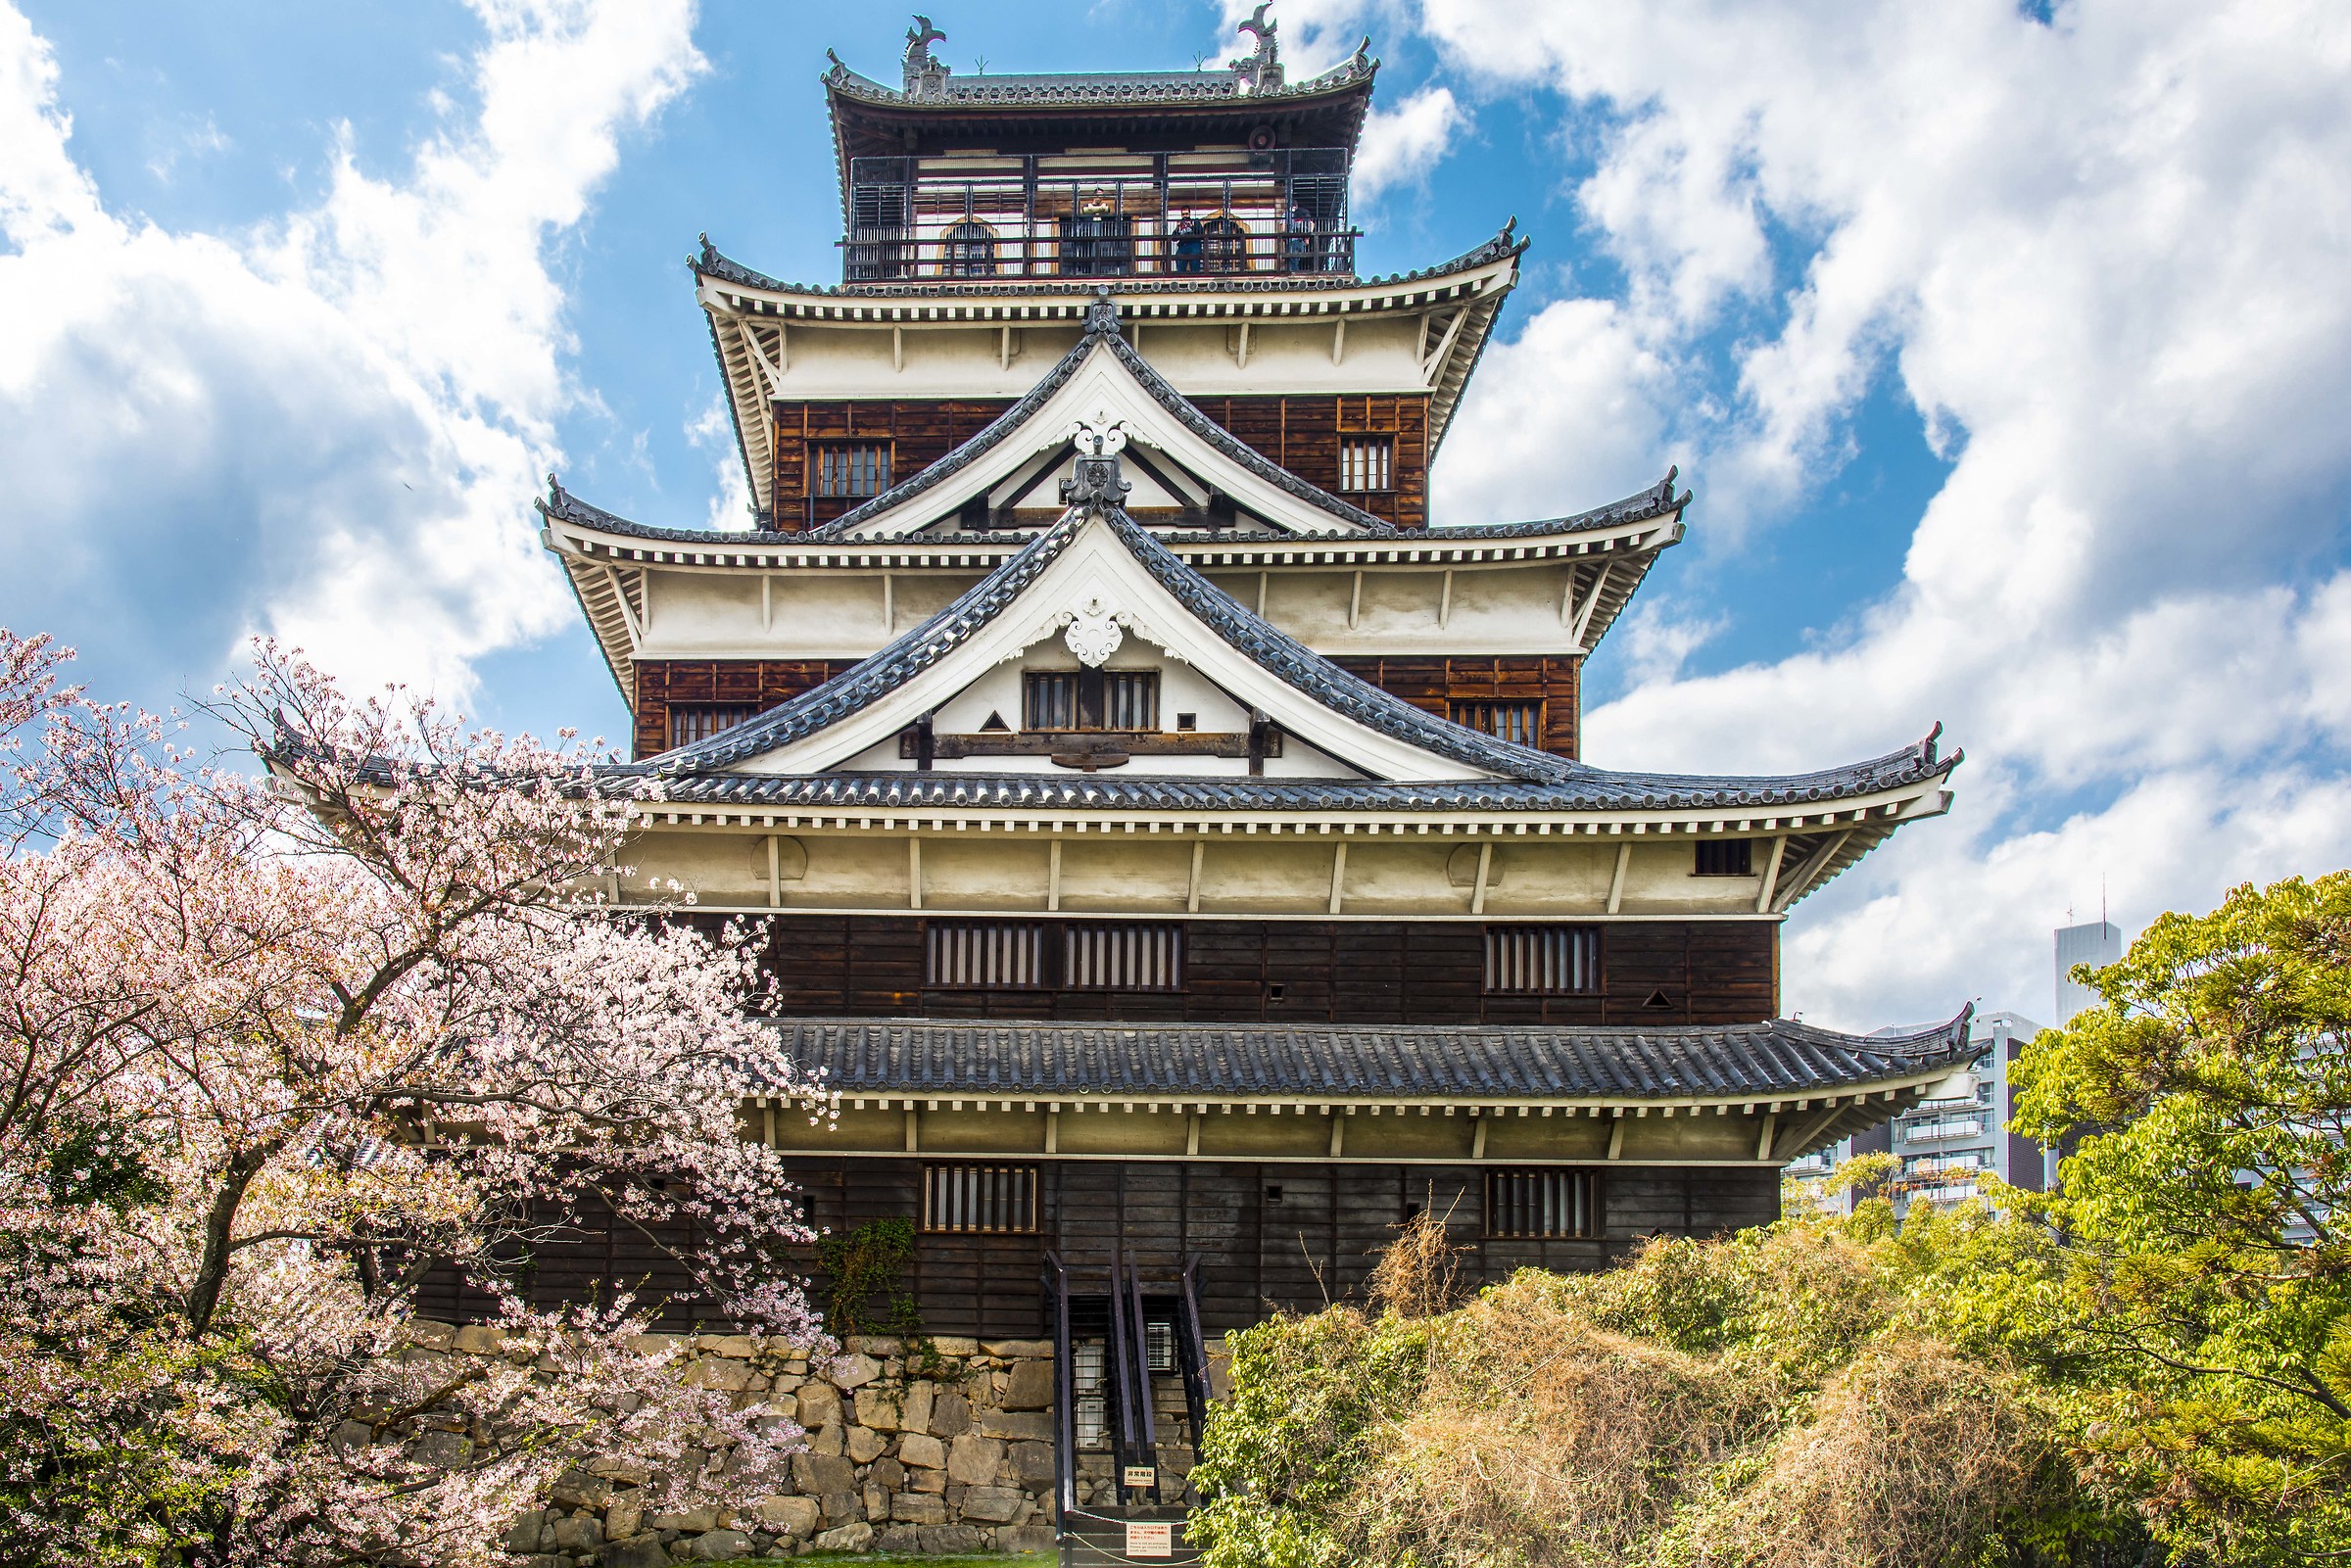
<box><xmin>535</xmin><ymin>465</ymin><xmax>1688</xmax><ymax>551</ymax></box>
<box><xmin>749</xmin><ymin>1007</ymin><xmax>1978</xmax><ymax>1102</ymax></box>
<box><xmin>692</xmin><ymin>223</ymin><xmax>1523</xmax><ymax>304</ymax></box>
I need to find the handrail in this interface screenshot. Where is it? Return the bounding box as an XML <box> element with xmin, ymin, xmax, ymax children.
<box><xmin>1043</xmin><ymin>1251</ymin><xmax>1078</xmax><ymax>1531</ymax></box>
<box><xmin>1126</xmin><ymin>1252</ymin><xmax>1161</xmax><ymax>1503</ymax></box>
<box><xmin>1175</xmin><ymin>1255</ymin><xmax>1212</xmax><ymax>1496</ymax></box>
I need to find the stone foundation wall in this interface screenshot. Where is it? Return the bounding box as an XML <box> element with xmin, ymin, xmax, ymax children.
<box><xmin>407</xmin><ymin>1324</ymin><xmax>1066</xmax><ymax>1565</ymax></box>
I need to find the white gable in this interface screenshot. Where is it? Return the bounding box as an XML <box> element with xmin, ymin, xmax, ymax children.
<box><xmin>720</xmin><ymin>512</ymin><xmax>1499</xmax><ymax>783</ymax></box>
<box><xmin>829</xmin><ymin>341</ymin><xmax>1384</xmax><ymax>541</ymax></box>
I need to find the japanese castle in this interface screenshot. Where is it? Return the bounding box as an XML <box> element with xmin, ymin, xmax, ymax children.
<box><xmin>510</xmin><ymin>11</ymin><xmax>1970</xmax><ymax>1554</ymax></box>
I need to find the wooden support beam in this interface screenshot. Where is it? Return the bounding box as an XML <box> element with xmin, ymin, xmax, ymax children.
<box><xmin>1347</xmin><ymin>570</ymin><xmax>1363</xmax><ymax>630</ymax></box>
<box><xmin>766</xmin><ymin>834</ymin><xmax>782</xmax><ymax>909</ymax></box>
<box><xmin>908</xmin><ymin>837</ymin><xmax>923</xmax><ymax>910</ymax></box>
<box><xmin>1048</xmin><ymin>838</ymin><xmax>1063</xmax><ymax>911</ymax></box>
<box><xmin>904</xmin><ymin>1108</ymin><xmax>920</xmax><ymax>1153</ymax></box>
<box><xmin>891</xmin><ymin>324</ymin><xmax>903</xmax><ymax>372</ymax></box>
<box><xmin>1771</xmin><ymin>830</ymin><xmax>1853</xmax><ymax>914</ymax></box>
<box><xmin>1755</xmin><ymin>1111</ymin><xmax>1780</xmax><ymax>1161</ymax></box>
<box><xmin>1327</xmin><ymin>841</ymin><xmax>1347</xmax><ymax>915</ymax></box>
<box><xmin>1469</xmin><ymin>841</ymin><xmax>1493</xmax><ymax>916</ymax></box>
<box><xmin>1437</xmin><ymin>568</ymin><xmax>1454</xmax><ymax>629</ymax></box>
<box><xmin>1471</xmin><ymin>1114</ymin><xmax>1488</xmax><ymax>1160</ymax></box>
<box><xmin>1327</xmin><ymin>1113</ymin><xmax>1343</xmax><ymax>1157</ymax></box>
<box><xmin>1607</xmin><ymin>1113</ymin><xmax>1626</xmax><ymax>1161</ymax></box>
<box><xmin>1186</xmin><ymin>838</ymin><xmax>1205</xmax><ymax>913</ymax></box>
<box><xmin>1606</xmin><ymin>841</ymin><xmax>1632</xmax><ymax>915</ymax></box>
<box><xmin>1754</xmin><ymin>834</ymin><xmax>1789</xmax><ymax>914</ymax></box>
<box><xmin>1331</xmin><ymin>316</ymin><xmax>1346</xmax><ymax>364</ymax></box>
<box><xmin>1569</xmin><ymin>562</ymin><xmax>1613</xmax><ymax>647</ymax></box>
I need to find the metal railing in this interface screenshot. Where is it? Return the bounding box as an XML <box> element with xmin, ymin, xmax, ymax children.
<box><xmin>842</xmin><ymin>151</ymin><xmax>1357</xmax><ymax>283</ymax></box>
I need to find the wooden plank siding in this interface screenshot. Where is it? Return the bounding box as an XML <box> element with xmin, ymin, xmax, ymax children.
<box><xmin>1331</xmin><ymin>654</ymin><xmax>1581</xmax><ymax>759</ymax></box>
<box><xmin>416</xmin><ymin>1160</ymin><xmax>1778</xmax><ymax>1335</ymax></box>
<box><xmin>764</xmin><ymin>394</ymin><xmax>1431</xmax><ymax>531</ymax></box>
<box><xmin>633</xmin><ymin>659</ymin><xmax>857</xmax><ymax>760</ymax></box>
<box><xmin>636</xmin><ymin>653</ymin><xmax>1578</xmax><ymax>761</ymax></box>
<box><xmin>737</xmin><ymin>915</ymin><xmax>1779</xmax><ymax>1025</ymax></box>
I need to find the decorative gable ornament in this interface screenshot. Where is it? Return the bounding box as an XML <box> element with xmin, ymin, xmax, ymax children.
<box><xmin>1062</xmin><ymin>595</ymin><xmax>1126</xmax><ymax>667</ymax></box>
<box><xmin>1060</xmin><ymin>412</ymin><xmax>1133</xmax><ymax>509</ymax></box>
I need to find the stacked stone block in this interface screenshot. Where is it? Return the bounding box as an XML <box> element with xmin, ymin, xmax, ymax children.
<box><xmin>400</xmin><ymin>1323</ymin><xmax>1063</xmax><ymax>1564</ymax></box>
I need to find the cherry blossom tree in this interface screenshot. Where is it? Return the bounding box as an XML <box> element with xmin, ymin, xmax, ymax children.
<box><xmin>0</xmin><ymin>631</ymin><xmax>832</xmax><ymax>1566</ymax></box>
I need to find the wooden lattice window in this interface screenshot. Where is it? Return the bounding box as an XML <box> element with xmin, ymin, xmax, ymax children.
<box><xmin>1064</xmin><ymin>924</ymin><xmax>1182</xmax><ymax>991</ymax></box>
<box><xmin>1339</xmin><ymin>436</ymin><xmax>1394</xmax><ymax>493</ymax></box>
<box><xmin>1451</xmin><ymin>700</ymin><xmax>1542</xmax><ymax>747</ymax></box>
<box><xmin>1486</xmin><ymin>1168</ymin><xmax>1598</xmax><ymax>1238</ymax></box>
<box><xmin>1023</xmin><ymin>670</ymin><xmax>1158</xmax><ymax>732</ymax></box>
<box><xmin>814</xmin><ymin>442</ymin><xmax>891</xmax><ymax>498</ymax></box>
<box><xmin>923</xmin><ymin>1164</ymin><xmax>1038</xmax><ymax>1234</ymax></box>
<box><xmin>668</xmin><ymin>704</ymin><xmax>755</xmax><ymax>749</ymax></box>
<box><xmin>926</xmin><ymin>921</ymin><xmax>1048</xmax><ymax>989</ymax></box>
<box><xmin>1695</xmin><ymin>839</ymin><xmax>1754</xmax><ymax>877</ymax></box>
<box><xmin>1483</xmin><ymin>927</ymin><xmax>1603</xmax><ymax>996</ymax></box>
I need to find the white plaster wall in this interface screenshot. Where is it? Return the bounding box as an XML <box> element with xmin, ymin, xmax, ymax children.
<box><xmin>748</xmin><ymin>315</ymin><xmax>1431</xmax><ymax>403</ymax></box>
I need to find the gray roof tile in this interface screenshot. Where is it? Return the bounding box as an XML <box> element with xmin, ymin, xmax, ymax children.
<box><xmin>759</xmin><ymin>1011</ymin><xmax>1976</xmax><ymax>1100</ymax></box>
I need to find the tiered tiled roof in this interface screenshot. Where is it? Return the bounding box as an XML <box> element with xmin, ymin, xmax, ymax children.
<box><xmin>758</xmin><ymin>1011</ymin><xmax>1976</xmax><ymax>1104</ymax></box>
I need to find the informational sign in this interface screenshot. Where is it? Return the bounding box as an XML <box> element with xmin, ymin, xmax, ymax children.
<box><xmin>1125</xmin><ymin>1521</ymin><xmax>1174</xmax><ymax>1558</ymax></box>
<box><xmin>1123</xmin><ymin>1464</ymin><xmax>1158</xmax><ymax>1490</ymax></box>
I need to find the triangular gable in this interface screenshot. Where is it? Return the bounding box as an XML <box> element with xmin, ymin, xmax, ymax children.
<box><xmin>807</xmin><ymin>298</ymin><xmax>1393</xmax><ymax>542</ymax></box>
<box><xmin>657</xmin><ymin>484</ymin><xmax>1580</xmax><ymax>785</ymax></box>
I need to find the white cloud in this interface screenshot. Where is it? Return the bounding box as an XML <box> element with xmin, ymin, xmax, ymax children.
<box><xmin>0</xmin><ymin>0</ymin><xmax>704</xmax><ymax>705</ymax></box>
<box><xmin>1353</xmin><ymin>84</ymin><xmax>1464</xmax><ymax>202</ymax></box>
<box><xmin>690</xmin><ymin>395</ymin><xmax>754</xmax><ymax>533</ymax></box>
<box><xmin>1412</xmin><ymin>0</ymin><xmax>2351</xmax><ymax>1025</ymax></box>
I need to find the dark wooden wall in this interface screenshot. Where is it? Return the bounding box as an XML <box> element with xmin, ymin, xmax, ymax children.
<box><xmin>416</xmin><ymin>1160</ymin><xmax>1780</xmax><ymax>1337</ymax></box>
<box><xmin>1330</xmin><ymin>655</ymin><xmax>1580</xmax><ymax>759</ymax></box>
<box><xmin>771</xmin><ymin>400</ymin><xmax>1013</xmax><ymax>530</ymax></box>
<box><xmin>633</xmin><ymin>660</ymin><xmax>856</xmax><ymax>760</ymax></box>
<box><xmin>634</xmin><ymin>654</ymin><xmax>1576</xmax><ymax>761</ymax></box>
<box><xmin>749</xmin><ymin>916</ymin><xmax>1778</xmax><ymax>1025</ymax></box>
<box><xmin>764</xmin><ymin>394</ymin><xmax>1431</xmax><ymax>531</ymax></box>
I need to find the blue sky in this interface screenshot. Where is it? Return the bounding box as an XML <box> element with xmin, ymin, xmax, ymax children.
<box><xmin>4</xmin><ymin>0</ymin><xmax>2348</xmax><ymax>1027</ymax></box>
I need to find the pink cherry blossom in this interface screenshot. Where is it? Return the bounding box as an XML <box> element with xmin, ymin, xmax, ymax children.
<box><xmin>0</xmin><ymin>631</ymin><xmax>833</xmax><ymax>1565</ymax></box>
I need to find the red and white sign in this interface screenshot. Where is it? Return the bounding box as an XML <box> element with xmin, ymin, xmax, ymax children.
<box><xmin>1125</xmin><ymin>1521</ymin><xmax>1174</xmax><ymax>1558</ymax></box>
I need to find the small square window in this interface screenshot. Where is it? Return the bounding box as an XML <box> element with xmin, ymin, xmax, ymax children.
<box><xmin>926</xmin><ymin>921</ymin><xmax>1048</xmax><ymax>989</ymax></box>
<box><xmin>812</xmin><ymin>442</ymin><xmax>891</xmax><ymax>498</ymax></box>
<box><xmin>1695</xmin><ymin>839</ymin><xmax>1753</xmax><ymax>877</ymax></box>
<box><xmin>1175</xmin><ymin>712</ymin><xmax>1197</xmax><ymax>732</ymax></box>
<box><xmin>1451</xmin><ymin>700</ymin><xmax>1542</xmax><ymax>747</ymax></box>
<box><xmin>1023</xmin><ymin>670</ymin><xmax>1159</xmax><ymax>731</ymax></box>
<box><xmin>922</xmin><ymin>1164</ymin><xmax>1037</xmax><ymax>1233</ymax></box>
<box><xmin>669</xmin><ymin>703</ymin><xmax>756</xmax><ymax>749</ymax></box>
<box><xmin>1339</xmin><ymin>436</ymin><xmax>1394</xmax><ymax>493</ymax></box>
<box><xmin>1264</xmin><ymin>1184</ymin><xmax>1284</xmax><ymax>1205</ymax></box>
<box><xmin>1486</xmin><ymin>1168</ymin><xmax>1598</xmax><ymax>1238</ymax></box>
<box><xmin>1484</xmin><ymin>927</ymin><xmax>1602</xmax><ymax>995</ymax></box>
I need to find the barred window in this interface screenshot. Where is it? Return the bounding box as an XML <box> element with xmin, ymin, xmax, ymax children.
<box><xmin>1486</xmin><ymin>1168</ymin><xmax>1597</xmax><ymax>1238</ymax></box>
<box><xmin>1064</xmin><ymin>924</ymin><xmax>1182</xmax><ymax>991</ymax></box>
<box><xmin>1023</xmin><ymin>670</ymin><xmax>1159</xmax><ymax>731</ymax></box>
<box><xmin>1451</xmin><ymin>700</ymin><xmax>1542</xmax><ymax>747</ymax></box>
<box><xmin>1483</xmin><ymin>926</ymin><xmax>1602</xmax><ymax>995</ymax></box>
<box><xmin>923</xmin><ymin>1164</ymin><xmax>1037</xmax><ymax>1234</ymax></box>
<box><xmin>926</xmin><ymin>921</ymin><xmax>1047</xmax><ymax>989</ymax></box>
<box><xmin>813</xmin><ymin>442</ymin><xmax>891</xmax><ymax>498</ymax></box>
<box><xmin>1695</xmin><ymin>838</ymin><xmax>1753</xmax><ymax>877</ymax></box>
<box><xmin>1339</xmin><ymin>436</ymin><xmax>1393</xmax><ymax>493</ymax></box>
<box><xmin>669</xmin><ymin>704</ymin><xmax>755</xmax><ymax>749</ymax></box>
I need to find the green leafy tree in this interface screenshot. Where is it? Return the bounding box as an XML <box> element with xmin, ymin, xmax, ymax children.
<box><xmin>2009</xmin><ymin>871</ymin><xmax>2351</xmax><ymax>1561</ymax></box>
